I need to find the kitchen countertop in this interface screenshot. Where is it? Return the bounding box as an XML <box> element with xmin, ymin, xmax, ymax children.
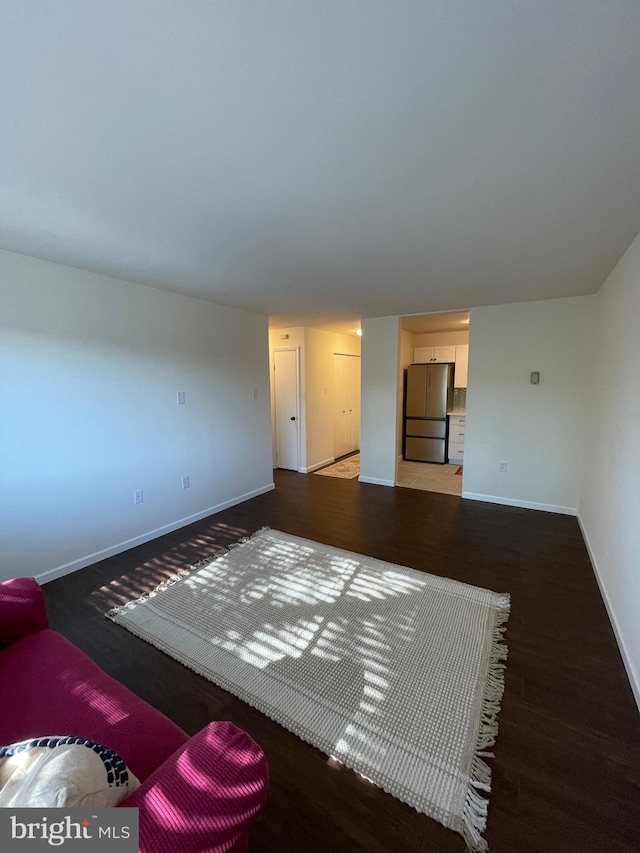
<box><xmin>447</xmin><ymin>411</ymin><xmax>466</xmax><ymax>416</ymax></box>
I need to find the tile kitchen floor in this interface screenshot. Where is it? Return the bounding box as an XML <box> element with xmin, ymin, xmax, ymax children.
<box><xmin>396</xmin><ymin>460</ymin><xmax>463</xmax><ymax>495</ymax></box>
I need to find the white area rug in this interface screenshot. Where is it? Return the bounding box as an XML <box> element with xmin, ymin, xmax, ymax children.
<box><xmin>108</xmin><ymin>529</ymin><xmax>509</xmax><ymax>852</ymax></box>
<box><xmin>314</xmin><ymin>453</ymin><xmax>360</xmax><ymax>478</ymax></box>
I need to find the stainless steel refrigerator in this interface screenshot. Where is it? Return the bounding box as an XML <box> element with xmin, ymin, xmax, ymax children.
<box><xmin>403</xmin><ymin>363</ymin><xmax>453</xmax><ymax>463</ymax></box>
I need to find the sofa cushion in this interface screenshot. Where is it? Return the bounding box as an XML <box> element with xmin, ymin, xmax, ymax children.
<box><xmin>123</xmin><ymin>721</ymin><xmax>268</xmax><ymax>853</ymax></box>
<box><xmin>0</xmin><ymin>630</ymin><xmax>188</xmax><ymax>781</ymax></box>
<box><xmin>0</xmin><ymin>578</ymin><xmax>48</xmax><ymax>648</ymax></box>
<box><xmin>0</xmin><ymin>735</ymin><xmax>140</xmax><ymax>807</ymax></box>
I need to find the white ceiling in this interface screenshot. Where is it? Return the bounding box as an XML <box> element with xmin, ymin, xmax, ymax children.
<box><xmin>2</xmin><ymin>2</ymin><xmax>640</xmax><ymax>332</ymax></box>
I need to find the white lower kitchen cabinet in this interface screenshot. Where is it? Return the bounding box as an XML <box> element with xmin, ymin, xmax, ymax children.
<box><xmin>448</xmin><ymin>415</ymin><xmax>465</xmax><ymax>463</ymax></box>
<box><xmin>448</xmin><ymin>443</ymin><xmax>464</xmax><ymax>463</ymax></box>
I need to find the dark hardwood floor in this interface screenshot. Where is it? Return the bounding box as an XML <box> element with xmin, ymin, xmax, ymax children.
<box><xmin>43</xmin><ymin>471</ymin><xmax>640</xmax><ymax>853</ymax></box>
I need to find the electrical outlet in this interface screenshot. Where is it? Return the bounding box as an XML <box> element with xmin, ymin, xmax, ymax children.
<box><xmin>181</xmin><ymin>476</ymin><xmax>190</xmax><ymax>489</ymax></box>
<box><xmin>134</xmin><ymin>489</ymin><xmax>144</xmax><ymax>504</ymax></box>
<box><xmin>177</xmin><ymin>391</ymin><xmax>186</xmax><ymax>405</ymax></box>
<box><xmin>498</xmin><ymin>461</ymin><xmax>508</xmax><ymax>473</ymax></box>
<box><xmin>252</xmin><ymin>388</ymin><xmax>258</xmax><ymax>399</ymax></box>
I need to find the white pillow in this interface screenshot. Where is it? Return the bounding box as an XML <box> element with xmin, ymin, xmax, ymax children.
<box><xmin>0</xmin><ymin>736</ymin><xmax>140</xmax><ymax>808</ymax></box>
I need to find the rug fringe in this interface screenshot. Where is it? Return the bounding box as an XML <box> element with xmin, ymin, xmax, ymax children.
<box><xmin>106</xmin><ymin>566</ymin><xmax>195</xmax><ymax>620</ymax></box>
<box><xmin>460</xmin><ymin>594</ymin><xmax>510</xmax><ymax>853</ymax></box>
<box><xmin>105</xmin><ymin>526</ymin><xmax>272</xmax><ymax>620</ymax></box>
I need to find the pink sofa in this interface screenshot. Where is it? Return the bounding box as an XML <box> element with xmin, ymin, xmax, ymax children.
<box><xmin>0</xmin><ymin>577</ymin><xmax>268</xmax><ymax>852</ymax></box>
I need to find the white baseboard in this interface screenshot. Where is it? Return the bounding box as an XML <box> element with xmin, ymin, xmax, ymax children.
<box><xmin>358</xmin><ymin>476</ymin><xmax>394</xmax><ymax>487</ymax></box>
<box><xmin>577</xmin><ymin>513</ymin><xmax>640</xmax><ymax>713</ymax></box>
<box><xmin>461</xmin><ymin>492</ymin><xmax>577</xmax><ymax>515</ymax></box>
<box><xmin>36</xmin><ymin>483</ymin><xmax>276</xmax><ymax>585</ymax></box>
<box><xmin>300</xmin><ymin>457</ymin><xmax>335</xmax><ymax>474</ymax></box>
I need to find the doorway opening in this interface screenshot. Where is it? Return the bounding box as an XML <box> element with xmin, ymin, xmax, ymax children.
<box><xmin>396</xmin><ymin>311</ymin><xmax>469</xmax><ymax>496</ymax></box>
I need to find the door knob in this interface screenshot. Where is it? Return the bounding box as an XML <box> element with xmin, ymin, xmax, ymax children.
<box><xmin>290</xmin><ymin>416</ymin><xmax>296</xmax><ymax>421</ymax></box>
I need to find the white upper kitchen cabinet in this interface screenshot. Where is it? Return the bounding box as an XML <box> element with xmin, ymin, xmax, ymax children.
<box><xmin>413</xmin><ymin>345</ymin><xmax>456</xmax><ymax>364</ymax></box>
<box><xmin>454</xmin><ymin>345</ymin><xmax>469</xmax><ymax>388</ymax></box>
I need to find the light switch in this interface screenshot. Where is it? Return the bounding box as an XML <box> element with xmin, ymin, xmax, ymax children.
<box><xmin>530</xmin><ymin>372</ymin><xmax>540</xmax><ymax>385</ymax></box>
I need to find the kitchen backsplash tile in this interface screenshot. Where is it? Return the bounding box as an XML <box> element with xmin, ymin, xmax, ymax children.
<box><xmin>452</xmin><ymin>388</ymin><xmax>467</xmax><ymax>412</ymax></box>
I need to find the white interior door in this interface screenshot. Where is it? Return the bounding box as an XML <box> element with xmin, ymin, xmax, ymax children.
<box><xmin>345</xmin><ymin>355</ymin><xmax>361</xmax><ymax>452</ymax></box>
<box><xmin>333</xmin><ymin>355</ymin><xmax>348</xmax><ymax>459</ymax></box>
<box><xmin>334</xmin><ymin>354</ymin><xmax>361</xmax><ymax>458</ymax></box>
<box><xmin>274</xmin><ymin>349</ymin><xmax>299</xmax><ymax>470</ymax></box>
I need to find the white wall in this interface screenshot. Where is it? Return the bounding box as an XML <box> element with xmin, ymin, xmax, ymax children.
<box><xmin>359</xmin><ymin>316</ymin><xmax>399</xmax><ymax>487</ymax></box>
<box><xmin>578</xmin><ymin>231</ymin><xmax>640</xmax><ymax>709</ymax></box>
<box><xmin>410</xmin><ymin>330</ymin><xmax>470</xmax><ymax>347</ymax></box>
<box><xmin>463</xmin><ymin>296</ymin><xmax>594</xmax><ymax>513</ymax></box>
<box><xmin>397</xmin><ymin>329</ymin><xmax>413</xmax><ymax>460</ymax></box>
<box><xmin>0</xmin><ymin>250</ymin><xmax>274</xmax><ymax>581</ymax></box>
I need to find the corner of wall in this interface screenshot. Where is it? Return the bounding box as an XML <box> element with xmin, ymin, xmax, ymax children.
<box><xmin>577</xmin><ymin>512</ymin><xmax>640</xmax><ymax>712</ymax></box>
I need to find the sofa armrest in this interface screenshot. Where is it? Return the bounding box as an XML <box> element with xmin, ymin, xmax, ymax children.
<box><xmin>0</xmin><ymin>578</ymin><xmax>49</xmax><ymax>648</ymax></box>
<box><xmin>121</xmin><ymin>721</ymin><xmax>268</xmax><ymax>853</ymax></box>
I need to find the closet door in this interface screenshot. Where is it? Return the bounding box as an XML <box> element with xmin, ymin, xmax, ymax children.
<box><xmin>333</xmin><ymin>355</ymin><xmax>349</xmax><ymax>459</ymax></box>
<box><xmin>345</xmin><ymin>355</ymin><xmax>361</xmax><ymax>453</ymax></box>
<box><xmin>333</xmin><ymin>354</ymin><xmax>361</xmax><ymax>458</ymax></box>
